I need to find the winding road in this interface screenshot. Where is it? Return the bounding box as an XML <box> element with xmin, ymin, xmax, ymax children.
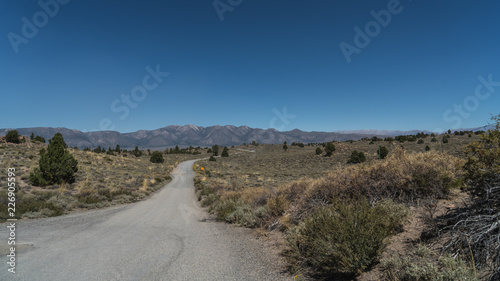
<box><xmin>1</xmin><ymin>160</ymin><xmax>290</xmax><ymax>281</ymax></box>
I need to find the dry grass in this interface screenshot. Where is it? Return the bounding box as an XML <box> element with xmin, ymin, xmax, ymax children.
<box><xmin>0</xmin><ymin>139</ymin><xmax>205</xmax><ymax>220</ymax></box>
<box><xmin>193</xmin><ymin>134</ymin><xmax>477</xmax><ymax>278</ymax></box>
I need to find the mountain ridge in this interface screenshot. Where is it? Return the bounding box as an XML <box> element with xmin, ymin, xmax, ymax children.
<box><xmin>0</xmin><ymin>124</ymin><xmax>491</xmax><ymax>149</ymax></box>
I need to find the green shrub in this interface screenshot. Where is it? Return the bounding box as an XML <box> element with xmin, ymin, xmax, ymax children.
<box><xmin>209</xmin><ymin>155</ymin><xmax>216</xmax><ymax>161</ymax></box>
<box><xmin>33</xmin><ymin>136</ymin><xmax>45</xmax><ymax>143</ymax></box>
<box><xmin>417</xmin><ymin>139</ymin><xmax>425</xmax><ymax>144</ymax></box>
<box><xmin>315</xmin><ymin>147</ymin><xmax>323</xmax><ymax>155</ymax></box>
<box><xmin>285</xmin><ymin>198</ymin><xmax>409</xmax><ymax>277</ymax></box>
<box><xmin>379</xmin><ymin>146</ymin><xmax>389</xmax><ymax>159</ymax></box>
<box><xmin>347</xmin><ymin>150</ymin><xmax>366</xmax><ymax>164</ymax></box>
<box><xmin>149</xmin><ymin>151</ymin><xmax>164</xmax><ymax>163</ymax></box>
<box><xmin>5</xmin><ymin>130</ymin><xmax>20</xmax><ymax>143</ymax></box>
<box><xmin>325</xmin><ymin>142</ymin><xmax>336</xmax><ymax>157</ymax></box>
<box><xmin>442</xmin><ymin>135</ymin><xmax>449</xmax><ymax>143</ymax></box>
<box><xmin>201</xmin><ymin>193</ymin><xmax>220</xmax><ymax>207</ymax></box>
<box><xmin>425</xmin><ymin>145</ymin><xmax>430</xmax><ymax>151</ymax></box>
<box><xmin>431</xmin><ymin>137</ymin><xmax>438</xmax><ymax>142</ymax></box>
<box><xmin>213</xmin><ymin>198</ymin><xmax>238</xmax><ymax>221</ymax></box>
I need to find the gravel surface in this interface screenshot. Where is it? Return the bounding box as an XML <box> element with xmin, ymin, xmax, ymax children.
<box><xmin>0</xmin><ymin>160</ymin><xmax>291</xmax><ymax>281</ymax></box>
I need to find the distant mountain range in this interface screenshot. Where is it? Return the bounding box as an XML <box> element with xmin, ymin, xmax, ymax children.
<box><xmin>0</xmin><ymin>124</ymin><xmax>492</xmax><ymax>149</ymax></box>
<box><xmin>0</xmin><ymin>125</ymin><xmax>383</xmax><ymax>149</ymax></box>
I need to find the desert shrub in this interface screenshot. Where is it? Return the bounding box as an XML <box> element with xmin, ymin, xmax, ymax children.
<box><xmin>213</xmin><ymin>198</ymin><xmax>238</xmax><ymax>221</ymax></box>
<box><xmin>5</xmin><ymin>130</ymin><xmax>20</xmax><ymax>143</ymax></box>
<box><xmin>224</xmin><ymin>201</ymin><xmax>260</xmax><ymax>227</ymax></box>
<box><xmin>197</xmin><ymin>186</ymin><xmax>215</xmax><ymax>200</ymax></box>
<box><xmin>267</xmin><ymin>195</ymin><xmax>290</xmax><ymax>217</ymax></box>
<box><xmin>29</xmin><ymin>133</ymin><xmax>78</xmax><ymax>186</ymax></box>
<box><xmin>379</xmin><ymin>146</ymin><xmax>389</xmax><ymax>159</ymax></box>
<box><xmin>431</xmin><ymin>137</ymin><xmax>438</xmax><ymax>142</ymax></box>
<box><xmin>418</xmin><ymin>139</ymin><xmax>425</xmax><ymax>144</ymax></box>
<box><xmin>425</xmin><ymin>145</ymin><xmax>431</xmax><ymax>151</ymax></box>
<box><xmin>209</xmin><ymin>155</ymin><xmax>216</xmax><ymax>161</ymax></box>
<box><xmin>442</xmin><ymin>135</ymin><xmax>449</xmax><ymax>143</ymax></box>
<box><xmin>443</xmin><ymin>114</ymin><xmax>500</xmax><ymax>279</ymax></box>
<box><xmin>347</xmin><ymin>150</ymin><xmax>366</xmax><ymax>164</ymax></box>
<box><xmin>315</xmin><ymin>147</ymin><xmax>323</xmax><ymax>155</ymax></box>
<box><xmin>382</xmin><ymin>245</ymin><xmax>478</xmax><ymax>281</ymax></box>
<box><xmin>276</xmin><ymin>148</ymin><xmax>464</xmax><ymax>223</ymax></box>
<box><xmin>285</xmin><ymin>198</ymin><xmax>409</xmax><ymax>278</ymax></box>
<box><xmin>201</xmin><ymin>193</ymin><xmax>220</xmax><ymax>207</ymax></box>
<box><xmin>149</xmin><ymin>151</ymin><xmax>164</xmax><ymax>163</ymax></box>
<box><xmin>17</xmin><ymin>193</ymin><xmax>64</xmax><ymax>217</ymax></box>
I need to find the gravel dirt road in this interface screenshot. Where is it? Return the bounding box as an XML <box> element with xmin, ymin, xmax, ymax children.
<box><xmin>0</xmin><ymin>160</ymin><xmax>291</xmax><ymax>281</ymax></box>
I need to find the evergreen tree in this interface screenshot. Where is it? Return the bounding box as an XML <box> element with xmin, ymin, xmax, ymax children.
<box><xmin>316</xmin><ymin>147</ymin><xmax>323</xmax><ymax>155</ymax></box>
<box><xmin>212</xmin><ymin>145</ymin><xmax>219</xmax><ymax>156</ymax></box>
<box><xmin>29</xmin><ymin>133</ymin><xmax>78</xmax><ymax>186</ymax></box>
<box><xmin>325</xmin><ymin>142</ymin><xmax>336</xmax><ymax>157</ymax></box>
<box><xmin>150</xmin><ymin>151</ymin><xmax>164</xmax><ymax>163</ymax></box>
<box><xmin>115</xmin><ymin>144</ymin><xmax>121</xmax><ymax>154</ymax></box>
<box><xmin>283</xmin><ymin>143</ymin><xmax>288</xmax><ymax>151</ymax></box>
<box><xmin>221</xmin><ymin>147</ymin><xmax>229</xmax><ymax>157</ymax></box>
<box><xmin>209</xmin><ymin>155</ymin><xmax>216</xmax><ymax>161</ymax></box>
<box><xmin>379</xmin><ymin>146</ymin><xmax>389</xmax><ymax>159</ymax></box>
<box><xmin>33</xmin><ymin>136</ymin><xmax>45</xmax><ymax>143</ymax></box>
<box><xmin>132</xmin><ymin>146</ymin><xmax>143</xmax><ymax>157</ymax></box>
<box><xmin>5</xmin><ymin>130</ymin><xmax>20</xmax><ymax>143</ymax></box>
<box><xmin>425</xmin><ymin>145</ymin><xmax>431</xmax><ymax>151</ymax></box>
<box><xmin>347</xmin><ymin>150</ymin><xmax>366</xmax><ymax>164</ymax></box>
<box><xmin>30</xmin><ymin>132</ymin><xmax>34</xmax><ymax>140</ymax></box>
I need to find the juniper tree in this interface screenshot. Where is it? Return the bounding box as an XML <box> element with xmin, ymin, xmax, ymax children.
<box><xmin>221</xmin><ymin>147</ymin><xmax>229</xmax><ymax>157</ymax></box>
<box><xmin>29</xmin><ymin>133</ymin><xmax>78</xmax><ymax>186</ymax></box>
<box><xmin>150</xmin><ymin>151</ymin><xmax>164</xmax><ymax>163</ymax></box>
<box><xmin>379</xmin><ymin>146</ymin><xmax>389</xmax><ymax>159</ymax></box>
<box><xmin>212</xmin><ymin>145</ymin><xmax>219</xmax><ymax>156</ymax></box>
<box><xmin>325</xmin><ymin>142</ymin><xmax>336</xmax><ymax>157</ymax></box>
<box><xmin>316</xmin><ymin>147</ymin><xmax>323</xmax><ymax>155</ymax></box>
<box><xmin>5</xmin><ymin>130</ymin><xmax>20</xmax><ymax>143</ymax></box>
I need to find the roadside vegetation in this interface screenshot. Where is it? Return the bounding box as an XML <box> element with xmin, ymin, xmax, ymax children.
<box><xmin>194</xmin><ymin>117</ymin><xmax>499</xmax><ymax>280</ymax></box>
<box><xmin>0</xmin><ymin>132</ymin><xmax>205</xmax><ymax>221</ymax></box>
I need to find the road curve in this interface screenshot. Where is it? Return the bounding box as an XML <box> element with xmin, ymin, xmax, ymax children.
<box><xmin>1</xmin><ymin>160</ymin><xmax>290</xmax><ymax>281</ymax></box>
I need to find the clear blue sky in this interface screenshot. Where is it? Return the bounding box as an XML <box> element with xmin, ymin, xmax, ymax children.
<box><xmin>1</xmin><ymin>0</ymin><xmax>499</xmax><ymax>133</ymax></box>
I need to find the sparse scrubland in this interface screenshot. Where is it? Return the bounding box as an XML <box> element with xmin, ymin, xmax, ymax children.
<box><xmin>194</xmin><ymin>120</ymin><xmax>499</xmax><ymax>280</ymax></box>
<box><xmin>2</xmin><ymin>121</ymin><xmax>498</xmax><ymax>280</ymax></box>
<box><xmin>0</xmin><ymin>133</ymin><xmax>204</xmax><ymax>221</ymax></box>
